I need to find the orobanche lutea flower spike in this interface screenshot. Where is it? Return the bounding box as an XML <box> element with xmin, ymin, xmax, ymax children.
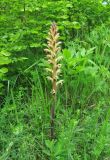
<box><xmin>44</xmin><ymin>22</ymin><xmax>63</xmax><ymax>96</ymax></box>
<box><xmin>44</xmin><ymin>22</ymin><xmax>63</xmax><ymax>139</ymax></box>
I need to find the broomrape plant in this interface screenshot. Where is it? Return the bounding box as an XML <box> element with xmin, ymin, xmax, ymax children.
<box><xmin>44</xmin><ymin>22</ymin><xmax>63</xmax><ymax>139</ymax></box>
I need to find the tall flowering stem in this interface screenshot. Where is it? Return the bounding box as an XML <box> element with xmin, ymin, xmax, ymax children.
<box><xmin>44</xmin><ymin>22</ymin><xmax>63</xmax><ymax>139</ymax></box>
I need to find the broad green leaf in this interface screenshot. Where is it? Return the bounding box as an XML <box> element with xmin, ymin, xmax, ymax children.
<box><xmin>0</xmin><ymin>68</ymin><xmax>8</xmax><ymax>73</ymax></box>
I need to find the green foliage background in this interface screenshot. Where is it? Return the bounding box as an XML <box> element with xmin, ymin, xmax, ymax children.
<box><xmin>0</xmin><ymin>0</ymin><xmax>110</xmax><ymax>159</ymax></box>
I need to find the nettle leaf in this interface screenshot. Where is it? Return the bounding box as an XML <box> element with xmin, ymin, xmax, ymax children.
<box><xmin>0</xmin><ymin>56</ymin><xmax>11</xmax><ymax>65</ymax></box>
<box><xmin>66</xmin><ymin>3</ymin><xmax>73</xmax><ymax>8</ymax></box>
<box><xmin>72</xmin><ymin>22</ymin><xmax>81</xmax><ymax>29</ymax></box>
<box><xmin>0</xmin><ymin>68</ymin><xmax>8</xmax><ymax>74</ymax></box>
<box><xmin>1</xmin><ymin>51</ymin><xmax>11</xmax><ymax>57</ymax></box>
<box><xmin>0</xmin><ymin>51</ymin><xmax>11</xmax><ymax>65</ymax></box>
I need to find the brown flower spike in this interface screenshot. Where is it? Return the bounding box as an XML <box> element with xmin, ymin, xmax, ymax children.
<box><xmin>44</xmin><ymin>22</ymin><xmax>63</xmax><ymax>139</ymax></box>
<box><xmin>44</xmin><ymin>22</ymin><xmax>63</xmax><ymax>96</ymax></box>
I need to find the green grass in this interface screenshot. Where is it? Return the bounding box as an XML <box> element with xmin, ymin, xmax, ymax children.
<box><xmin>0</xmin><ymin>71</ymin><xmax>110</xmax><ymax>159</ymax></box>
<box><xmin>0</xmin><ymin>25</ymin><xmax>110</xmax><ymax>160</ymax></box>
<box><xmin>0</xmin><ymin>90</ymin><xmax>110</xmax><ymax>159</ymax></box>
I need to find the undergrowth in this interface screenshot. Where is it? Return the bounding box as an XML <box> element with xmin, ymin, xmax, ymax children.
<box><xmin>0</xmin><ymin>25</ymin><xmax>110</xmax><ymax>159</ymax></box>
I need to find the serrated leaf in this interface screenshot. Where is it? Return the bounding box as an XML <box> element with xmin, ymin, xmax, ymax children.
<box><xmin>0</xmin><ymin>68</ymin><xmax>8</xmax><ymax>73</ymax></box>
